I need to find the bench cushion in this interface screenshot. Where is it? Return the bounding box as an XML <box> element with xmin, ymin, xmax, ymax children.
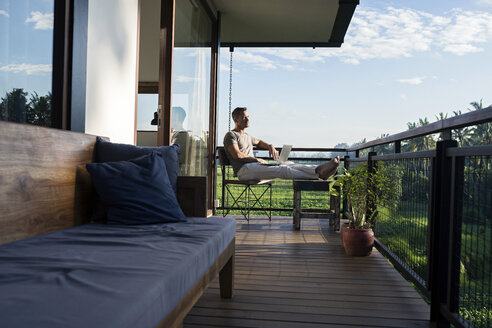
<box><xmin>0</xmin><ymin>218</ymin><xmax>236</xmax><ymax>328</ymax></box>
<box><xmin>95</xmin><ymin>137</ymin><xmax>180</xmax><ymax>195</ymax></box>
<box><xmin>86</xmin><ymin>152</ymin><xmax>186</xmax><ymax>225</ymax></box>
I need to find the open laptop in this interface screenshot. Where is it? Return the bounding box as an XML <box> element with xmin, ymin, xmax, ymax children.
<box><xmin>261</xmin><ymin>144</ymin><xmax>293</xmax><ymax>166</ymax></box>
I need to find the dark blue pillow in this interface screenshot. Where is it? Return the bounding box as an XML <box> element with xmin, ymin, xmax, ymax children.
<box><xmin>86</xmin><ymin>152</ymin><xmax>186</xmax><ymax>225</ymax></box>
<box><xmin>95</xmin><ymin>137</ymin><xmax>180</xmax><ymax>195</ymax></box>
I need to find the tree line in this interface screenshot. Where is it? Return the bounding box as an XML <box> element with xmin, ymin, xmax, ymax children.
<box><xmin>332</xmin><ymin>99</ymin><xmax>491</xmax><ymax>156</ymax></box>
<box><xmin>0</xmin><ymin>88</ymin><xmax>52</xmax><ymax>127</ymax></box>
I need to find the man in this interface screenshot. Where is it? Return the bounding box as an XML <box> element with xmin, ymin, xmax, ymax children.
<box><xmin>223</xmin><ymin>107</ymin><xmax>339</xmax><ymax>181</ymax></box>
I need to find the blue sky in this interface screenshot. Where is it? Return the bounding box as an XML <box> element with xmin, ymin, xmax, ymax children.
<box><xmin>0</xmin><ymin>0</ymin><xmax>53</xmax><ymax>97</ymax></box>
<box><xmin>2</xmin><ymin>0</ymin><xmax>492</xmax><ymax>149</ymax></box>
<box><xmin>217</xmin><ymin>0</ymin><xmax>492</xmax><ymax>148</ymax></box>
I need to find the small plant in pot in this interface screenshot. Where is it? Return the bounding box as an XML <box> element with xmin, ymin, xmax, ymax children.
<box><xmin>329</xmin><ymin>162</ymin><xmax>397</xmax><ymax>256</ymax></box>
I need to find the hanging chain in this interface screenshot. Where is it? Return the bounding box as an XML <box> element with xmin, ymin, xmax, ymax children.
<box><xmin>228</xmin><ymin>49</ymin><xmax>233</xmax><ymax>131</ymax></box>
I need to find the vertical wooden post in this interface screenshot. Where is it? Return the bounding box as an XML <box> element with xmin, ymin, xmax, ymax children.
<box><xmin>342</xmin><ymin>155</ymin><xmax>350</xmax><ymax>221</ymax></box>
<box><xmin>52</xmin><ymin>0</ymin><xmax>73</xmax><ymax>130</ymax></box>
<box><xmin>429</xmin><ymin>139</ymin><xmax>457</xmax><ymax>327</ymax></box>
<box><xmin>158</xmin><ymin>0</ymin><xmax>175</xmax><ymax>146</ymax></box>
<box><xmin>366</xmin><ymin>151</ymin><xmax>377</xmax><ymax>225</ymax></box>
<box><xmin>208</xmin><ymin>12</ymin><xmax>220</xmax><ymax>213</ymax></box>
<box><xmin>219</xmin><ymin>242</ymin><xmax>235</xmax><ymax>299</ymax></box>
<box><xmin>447</xmin><ymin>153</ymin><xmax>464</xmax><ymax>320</ymax></box>
<box><xmin>395</xmin><ymin>141</ymin><xmax>401</xmax><ymax>154</ymax></box>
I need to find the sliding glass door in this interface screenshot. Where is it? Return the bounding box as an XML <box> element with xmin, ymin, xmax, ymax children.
<box><xmin>171</xmin><ymin>0</ymin><xmax>212</xmax><ymax>176</ymax></box>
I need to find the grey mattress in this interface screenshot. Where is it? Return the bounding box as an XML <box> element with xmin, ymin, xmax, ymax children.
<box><xmin>0</xmin><ymin>217</ymin><xmax>235</xmax><ymax>328</ymax></box>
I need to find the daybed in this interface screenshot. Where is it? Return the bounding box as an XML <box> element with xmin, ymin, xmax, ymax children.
<box><xmin>0</xmin><ymin>121</ymin><xmax>235</xmax><ymax>328</ymax></box>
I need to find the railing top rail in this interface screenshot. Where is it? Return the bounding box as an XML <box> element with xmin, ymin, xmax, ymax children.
<box><xmin>216</xmin><ymin>146</ymin><xmax>348</xmax><ymax>153</ymax></box>
<box><xmin>348</xmin><ymin>106</ymin><xmax>492</xmax><ymax>152</ymax></box>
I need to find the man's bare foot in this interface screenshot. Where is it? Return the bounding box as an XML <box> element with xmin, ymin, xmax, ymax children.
<box><xmin>316</xmin><ymin>156</ymin><xmax>340</xmax><ymax>180</ymax></box>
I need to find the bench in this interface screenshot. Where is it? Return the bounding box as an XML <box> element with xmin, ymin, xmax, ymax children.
<box><xmin>0</xmin><ymin>121</ymin><xmax>235</xmax><ymax>328</ymax></box>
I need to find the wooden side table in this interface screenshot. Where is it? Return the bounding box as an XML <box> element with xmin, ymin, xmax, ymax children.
<box><xmin>293</xmin><ymin>179</ymin><xmax>340</xmax><ymax>230</ymax></box>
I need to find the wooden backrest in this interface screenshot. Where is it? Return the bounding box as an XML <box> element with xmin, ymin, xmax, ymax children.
<box><xmin>0</xmin><ymin>121</ymin><xmax>97</xmax><ymax>245</ymax></box>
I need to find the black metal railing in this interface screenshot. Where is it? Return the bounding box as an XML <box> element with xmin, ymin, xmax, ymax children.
<box><xmin>345</xmin><ymin>106</ymin><xmax>492</xmax><ymax>328</ymax></box>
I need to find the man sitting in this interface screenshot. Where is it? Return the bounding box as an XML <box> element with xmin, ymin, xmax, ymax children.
<box><xmin>223</xmin><ymin>107</ymin><xmax>339</xmax><ymax>181</ymax></box>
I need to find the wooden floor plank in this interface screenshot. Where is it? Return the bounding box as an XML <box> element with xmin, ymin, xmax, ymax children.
<box><xmin>184</xmin><ymin>217</ymin><xmax>430</xmax><ymax>328</ymax></box>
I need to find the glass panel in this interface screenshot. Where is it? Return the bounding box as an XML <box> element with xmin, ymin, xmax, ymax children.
<box><xmin>136</xmin><ymin>93</ymin><xmax>158</xmax><ymax>146</ymax></box>
<box><xmin>172</xmin><ymin>0</ymin><xmax>212</xmax><ymax>176</ymax></box>
<box><xmin>0</xmin><ymin>0</ymin><xmax>54</xmax><ymax>127</ymax></box>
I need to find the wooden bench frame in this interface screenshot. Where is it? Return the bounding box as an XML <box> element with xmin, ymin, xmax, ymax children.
<box><xmin>0</xmin><ymin>120</ymin><xmax>234</xmax><ymax>327</ymax></box>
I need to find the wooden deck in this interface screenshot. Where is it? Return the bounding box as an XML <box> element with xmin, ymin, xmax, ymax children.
<box><xmin>184</xmin><ymin>217</ymin><xmax>430</xmax><ymax>328</ymax></box>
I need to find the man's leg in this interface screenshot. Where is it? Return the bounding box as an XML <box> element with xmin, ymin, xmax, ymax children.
<box><xmin>237</xmin><ymin>163</ymin><xmax>318</xmax><ymax>180</ymax></box>
<box><xmin>237</xmin><ymin>157</ymin><xmax>340</xmax><ymax>181</ymax></box>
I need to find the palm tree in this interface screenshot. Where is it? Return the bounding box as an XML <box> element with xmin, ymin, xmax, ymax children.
<box><xmin>403</xmin><ymin>118</ymin><xmax>436</xmax><ymax>152</ymax></box>
<box><xmin>452</xmin><ymin>110</ymin><xmax>472</xmax><ymax>146</ymax></box>
<box><xmin>27</xmin><ymin>92</ymin><xmax>51</xmax><ymax>127</ymax></box>
<box><xmin>0</xmin><ymin>88</ymin><xmax>28</xmax><ymax>123</ymax></box>
<box><xmin>469</xmin><ymin>99</ymin><xmax>492</xmax><ymax>145</ymax></box>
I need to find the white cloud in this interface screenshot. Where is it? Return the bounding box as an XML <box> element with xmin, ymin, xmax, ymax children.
<box><xmin>236</xmin><ymin>7</ymin><xmax>492</xmax><ymax>70</ymax></box>
<box><xmin>25</xmin><ymin>11</ymin><xmax>53</xmax><ymax>30</ymax></box>
<box><xmin>0</xmin><ymin>10</ymin><xmax>8</xmax><ymax>17</ymax></box>
<box><xmin>476</xmin><ymin>0</ymin><xmax>492</xmax><ymax>6</ymax></box>
<box><xmin>396</xmin><ymin>77</ymin><xmax>425</xmax><ymax>85</ymax></box>
<box><xmin>234</xmin><ymin>51</ymin><xmax>276</xmax><ymax>70</ymax></box>
<box><xmin>400</xmin><ymin>94</ymin><xmax>408</xmax><ymax>101</ymax></box>
<box><xmin>220</xmin><ymin>63</ymin><xmax>239</xmax><ymax>73</ymax></box>
<box><xmin>175</xmin><ymin>75</ymin><xmax>201</xmax><ymax>83</ymax></box>
<box><xmin>0</xmin><ymin>63</ymin><xmax>52</xmax><ymax>75</ymax></box>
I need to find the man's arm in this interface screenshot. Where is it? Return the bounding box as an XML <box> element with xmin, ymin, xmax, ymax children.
<box><xmin>254</xmin><ymin>139</ymin><xmax>279</xmax><ymax>161</ymax></box>
<box><xmin>226</xmin><ymin>144</ymin><xmax>266</xmax><ymax>164</ymax></box>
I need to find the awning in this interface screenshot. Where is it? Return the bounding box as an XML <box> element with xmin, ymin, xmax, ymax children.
<box><xmin>213</xmin><ymin>0</ymin><xmax>359</xmax><ymax>48</ymax></box>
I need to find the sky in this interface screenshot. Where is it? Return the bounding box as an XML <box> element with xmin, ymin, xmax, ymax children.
<box><xmin>0</xmin><ymin>0</ymin><xmax>53</xmax><ymax>97</ymax></box>
<box><xmin>216</xmin><ymin>0</ymin><xmax>492</xmax><ymax>148</ymax></box>
<box><xmin>2</xmin><ymin>0</ymin><xmax>492</xmax><ymax>149</ymax></box>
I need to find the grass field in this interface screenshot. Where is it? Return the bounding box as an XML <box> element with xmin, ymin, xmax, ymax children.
<box><xmin>216</xmin><ymin>166</ymin><xmax>333</xmax><ymax>217</ymax></box>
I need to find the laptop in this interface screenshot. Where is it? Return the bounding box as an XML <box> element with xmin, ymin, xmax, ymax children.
<box><xmin>261</xmin><ymin>144</ymin><xmax>293</xmax><ymax>166</ymax></box>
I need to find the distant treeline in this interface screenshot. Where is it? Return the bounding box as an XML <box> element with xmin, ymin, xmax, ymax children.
<box><xmin>331</xmin><ymin>99</ymin><xmax>492</xmax><ymax>157</ymax></box>
<box><xmin>0</xmin><ymin>88</ymin><xmax>52</xmax><ymax>127</ymax></box>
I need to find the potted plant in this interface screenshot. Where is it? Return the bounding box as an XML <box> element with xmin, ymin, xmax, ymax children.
<box><xmin>329</xmin><ymin>162</ymin><xmax>397</xmax><ymax>256</ymax></box>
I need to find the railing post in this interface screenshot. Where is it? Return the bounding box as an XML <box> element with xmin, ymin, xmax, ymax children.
<box><xmin>342</xmin><ymin>155</ymin><xmax>350</xmax><ymax>221</ymax></box>
<box><xmin>367</xmin><ymin>152</ymin><xmax>377</xmax><ymax>224</ymax></box>
<box><xmin>447</xmin><ymin>153</ymin><xmax>464</xmax><ymax>324</ymax></box>
<box><xmin>395</xmin><ymin>141</ymin><xmax>401</xmax><ymax>154</ymax></box>
<box><xmin>429</xmin><ymin>140</ymin><xmax>457</xmax><ymax>327</ymax></box>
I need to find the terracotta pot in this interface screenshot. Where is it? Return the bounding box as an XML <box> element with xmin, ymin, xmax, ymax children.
<box><xmin>342</xmin><ymin>226</ymin><xmax>374</xmax><ymax>256</ymax></box>
<box><xmin>340</xmin><ymin>223</ymin><xmax>349</xmax><ymax>242</ymax></box>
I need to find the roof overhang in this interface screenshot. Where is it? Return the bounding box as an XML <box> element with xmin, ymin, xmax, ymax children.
<box><xmin>213</xmin><ymin>0</ymin><xmax>359</xmax><ymax>48</ymax></box>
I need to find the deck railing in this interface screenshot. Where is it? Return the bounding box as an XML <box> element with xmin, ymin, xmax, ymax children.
<box><xmin>346</xmin><ymin>106</ymin><xmax>492</xmax><ymax>328</ymax></box>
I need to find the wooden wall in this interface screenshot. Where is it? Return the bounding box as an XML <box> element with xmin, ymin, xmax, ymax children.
<box><xmin>0</xmin><ymin>121</ymin><xmax>97</xmax><ymax>245</ymax></box>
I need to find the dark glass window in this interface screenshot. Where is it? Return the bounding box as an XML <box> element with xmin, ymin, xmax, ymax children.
<box><xmin>0</xmin><ymin>0</ymin><xmax>54</xmax><ymax>127</ymax></box>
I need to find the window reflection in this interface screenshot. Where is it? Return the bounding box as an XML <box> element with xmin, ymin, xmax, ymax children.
<box><xmin>172</xmin><ymin>0</ymin><xmax>212</xmax><ymax>176</ymax></box>
<box><xmin>0</xmin><ymin>0</ymin><xmax>54</xmax><ymax>127</ymax></box>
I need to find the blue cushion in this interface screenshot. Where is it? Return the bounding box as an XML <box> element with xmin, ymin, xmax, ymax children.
<box><xmin>95</xmin><ymin>137</ymin><xmax>180</xmax><ymax>195</ymax></box>
<box><xmin>86</xmin><ymin>152</ymin><xmax>187</xmax><ymax>225</ymax></box>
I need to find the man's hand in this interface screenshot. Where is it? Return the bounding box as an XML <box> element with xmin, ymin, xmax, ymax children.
<box><xmin>257</xmin><ymin>158</ymin><xmax>267</xmax><ymax>164</ymax></box>
<box><xmin>268</xmin><ymin>145</ymin><xmax>279</xmax><ymax>161</ymax></box>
